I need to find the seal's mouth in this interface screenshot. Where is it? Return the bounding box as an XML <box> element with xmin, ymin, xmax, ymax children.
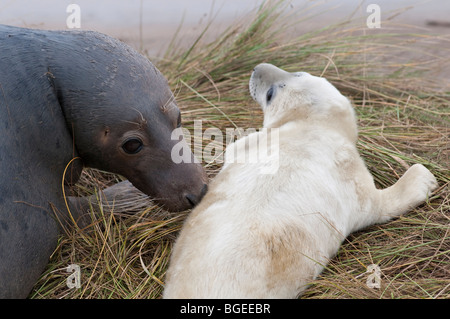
<box><xmin>185</xmin><ymin>183</ymin><xmax>208</xmax><ymax>207</ymax></box>
<box><xmin>152</xmin><ymin>183</ymin><xmax>207</xmax><ymax>212</ymax></box>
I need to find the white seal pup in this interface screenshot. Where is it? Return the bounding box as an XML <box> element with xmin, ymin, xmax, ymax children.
<box><xmin>163</xmin><ymin>63</ymin><xmax>438</xmax><ymax>298</ymax></box>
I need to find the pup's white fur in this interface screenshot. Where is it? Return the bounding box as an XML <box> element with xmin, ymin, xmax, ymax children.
<box><xmin>163</xmin><ymin>63</ymin><xmax>438</xmax><ymax>298</ymax></box>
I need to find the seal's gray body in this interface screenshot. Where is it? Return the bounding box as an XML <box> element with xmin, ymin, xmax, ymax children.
<box><xmin>0</xmin><ymin>25</ymin><xmax>206</xmax><ymax>298</ymax></box>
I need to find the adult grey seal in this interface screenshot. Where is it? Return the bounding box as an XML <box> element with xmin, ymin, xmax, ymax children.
<box><xmin>0</xmin><ymin>25</ymin><xmax>207</xmax><ymax>298</ymax></box>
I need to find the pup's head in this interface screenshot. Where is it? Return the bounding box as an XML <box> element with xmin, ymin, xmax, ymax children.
<box><xmin>249</xmin><ymin>63</ymin><xmax>357</xmax><ymax>141</ymax></box>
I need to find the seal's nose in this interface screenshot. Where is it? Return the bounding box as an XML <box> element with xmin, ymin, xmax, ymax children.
<box><xmin>185</xmin><ymin>183</ymin><xmax>208</xmax><ymax>208</ymax></box>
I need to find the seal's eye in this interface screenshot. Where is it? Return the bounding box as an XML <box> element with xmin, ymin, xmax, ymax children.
<box><xmin>266</xmin><ymin>86</ymin><xmax>275</xmax><ymax>103</ymax></box>
<box><xmin>122</xmin><ymin>138</ymin><xmax>143</xmax><ymax>154</ymax></box>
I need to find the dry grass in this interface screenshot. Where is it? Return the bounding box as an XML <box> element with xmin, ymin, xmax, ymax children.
<box><xmin>31</xmin><ymin>1</ymin><xmax>449</xmax><ymax>299</ymax></box>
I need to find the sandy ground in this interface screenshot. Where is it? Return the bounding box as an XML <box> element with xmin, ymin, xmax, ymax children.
<box><xmin>0</xmin><ymin>0</ymin><xmax>449</xmax><ymax>82</ymax></box>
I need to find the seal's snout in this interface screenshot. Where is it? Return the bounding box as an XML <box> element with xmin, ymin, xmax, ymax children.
<box><xmin>185</xmin><ymin>183</ymin><xmax>208</xmax><ymax>208</ymax></box>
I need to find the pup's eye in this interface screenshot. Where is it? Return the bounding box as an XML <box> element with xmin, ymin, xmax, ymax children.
<box><xmin>122</xmin><ymin>138</ymin><xmax>143</xmax><ymax>154</ymax></box>
<box><xmin>266</xmin><ymin>86</ymin><xmax>275</xmax><ymax>103</ymax></box>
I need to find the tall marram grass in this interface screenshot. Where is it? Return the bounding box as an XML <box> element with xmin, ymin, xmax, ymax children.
<box><xmin>31</xmin><ymin>1</ymin><xmax>449</xmax><ymax>298</ymax></box>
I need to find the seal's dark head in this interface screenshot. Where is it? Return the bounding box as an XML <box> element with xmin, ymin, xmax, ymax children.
<box><xmin>50</xmin><ymin>31</ymin><xmax>208</xmax><ymax>211</ymax></box>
